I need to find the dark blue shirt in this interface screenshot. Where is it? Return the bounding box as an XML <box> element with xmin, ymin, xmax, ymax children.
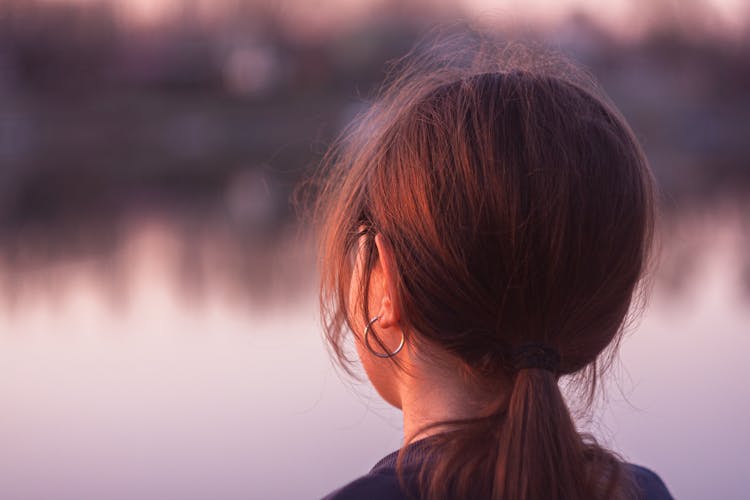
<box><xmin>323</xmin><ymin>438</ymin><xmax>673</xmax><ymax>499</ymax></box>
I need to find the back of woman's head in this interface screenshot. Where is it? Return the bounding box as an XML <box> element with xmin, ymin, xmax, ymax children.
<box><xmin>308</xmin><ymin>38</ymin><xmax>655</xmax><ymax>500</ymax></box>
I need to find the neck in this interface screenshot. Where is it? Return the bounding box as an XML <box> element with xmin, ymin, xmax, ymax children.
<box><xmin>398</xmin><ymin>354</ymin><xmax>506</xmax><ymax>446</ymax></box>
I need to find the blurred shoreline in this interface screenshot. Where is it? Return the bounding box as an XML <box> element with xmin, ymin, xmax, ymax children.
<box><xmin>1</xmin><ymin>197</ymin><xmax>748</xmax><ymax>318</ymax></box>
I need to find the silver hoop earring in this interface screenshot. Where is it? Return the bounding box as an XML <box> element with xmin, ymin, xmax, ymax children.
<box><xmin>363</xmin><ymin>315</ymin><xmax>405</xmax><ymax>358</ymax></box>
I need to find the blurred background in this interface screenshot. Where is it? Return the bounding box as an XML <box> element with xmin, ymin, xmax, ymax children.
<box><xmin>0</xmin><ymin>0</ymin><xmax>748</xmax><ymax>499</ymax></box>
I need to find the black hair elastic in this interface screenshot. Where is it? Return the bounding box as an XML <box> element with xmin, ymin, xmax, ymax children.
<box><xmin>511</xmin><ymin>343</ymin><xmax>561</xmax><ymax>373</ymax></box>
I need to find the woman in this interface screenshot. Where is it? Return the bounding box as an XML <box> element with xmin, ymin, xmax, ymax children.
<box><xmin>308</xmin><ymin>40</ymin><xmax>673</xmax><ymax>499</ymax></box>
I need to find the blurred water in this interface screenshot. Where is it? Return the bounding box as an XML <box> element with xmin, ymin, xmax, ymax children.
<box><xmin>0</xmin><ymin>204</ymin><xmax>748</xmax><ymax>500</ymax></box>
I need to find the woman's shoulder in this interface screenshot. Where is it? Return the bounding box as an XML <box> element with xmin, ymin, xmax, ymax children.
<box><xmin>625</xmin><ymin>463</ymin><xmax>674</xmax><ymax>500</ymax></box>
<box><xmin>320</xmin><ymin>472</ymin><xmax>407</xmax><ymax>500</ymax></box>
<box><xmin>321</xmin><ymin>447</ymin><xmax>415</xmax><ymax>500</ymax></box>
<box><xmin>321</xmin><ymin>444</ymin><xmax>673</xmax><ymax>500</ymax></box>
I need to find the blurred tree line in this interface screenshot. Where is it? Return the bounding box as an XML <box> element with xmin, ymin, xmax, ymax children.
<box><xmin>0</xmin><ymin>0</ymin><xmax>748</xmax><ymax>259</ymax></box>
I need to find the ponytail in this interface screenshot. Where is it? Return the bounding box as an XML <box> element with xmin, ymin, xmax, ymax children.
<box><xmin>405</xmin><ymin>368</ymin><xmax>635</xmax><ymax>500</ymax></box>
<box><xmin>495</xmin><ymin>368</ymin><xmax>587</xmax><ymax>499</ymax></box>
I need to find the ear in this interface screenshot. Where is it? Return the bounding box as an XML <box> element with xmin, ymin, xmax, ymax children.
<box><xmin>374</xmin><ymin>233</ymin><xmax>402</xmax><ymax>329</ymax></box>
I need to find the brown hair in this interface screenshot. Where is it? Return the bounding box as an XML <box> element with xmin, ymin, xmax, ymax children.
<box><xmin>304</xmin><ymin>38</ymin><xmax>656</xmax><ymax>499</ymax></box>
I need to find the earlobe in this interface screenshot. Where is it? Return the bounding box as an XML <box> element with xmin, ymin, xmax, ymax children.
<box><xmin>378</xmin><ymin>296</ymin><xmax>396</xmax><ymax>329</ymax></box>
<box><xmin>364</xmin><ymin>315</ymin><xmax>405</xmax><ymax>358</ymax></box>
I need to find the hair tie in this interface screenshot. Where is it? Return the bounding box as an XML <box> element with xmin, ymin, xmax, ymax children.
<box><xmin>511</xmin><ymin>343</ymin><xmax>560</xmax><ymax>373</ymax></box>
